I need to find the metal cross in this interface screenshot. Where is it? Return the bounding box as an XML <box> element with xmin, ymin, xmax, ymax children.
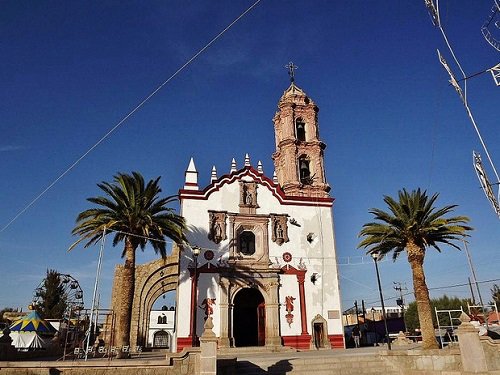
<box><xmin>285</xmin><ymin>61</ymin><xmax>298</xmax><ymax>83</ymax></box>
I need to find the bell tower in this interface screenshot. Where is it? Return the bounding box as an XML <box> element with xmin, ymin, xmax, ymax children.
<box><xmin>272</xmin><ymin>64</ymin><xmax>330</xmax><ymax>198</ymax></box>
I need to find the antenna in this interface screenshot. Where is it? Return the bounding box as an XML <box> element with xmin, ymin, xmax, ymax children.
<box><xmin>481</xmin><ymin>0</ymin><xmax>500</xmax><ymax>52</ymax></box>
<box><xmin>473</xmin><ymin>151</ymin><xmax>500</xmax><ymax>218</ymax></box>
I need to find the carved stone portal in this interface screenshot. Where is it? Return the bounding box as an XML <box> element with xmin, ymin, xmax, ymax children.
<box><xmin>270</xmin><ymin>214</ymin><xmax>289</xmax><ymax>245</ymax></box>
<box><xmin>208</xmin><ymin>211</ymin><xmax>227</xmax><ymax>244</ymax></box>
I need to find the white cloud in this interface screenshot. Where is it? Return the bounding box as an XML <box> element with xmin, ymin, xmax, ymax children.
<box><xmin>0</xmin><ymin>145</ymin><xmax>25</xmax><ymax>152</ymax></box>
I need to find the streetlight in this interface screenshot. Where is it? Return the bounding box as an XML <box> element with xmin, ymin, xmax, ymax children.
<box><xmin>191</xmin><ymin>245</ymin><xmax>201</xmax><ymax>347</ymax></box>
<box><xmin>371</xmin><ymin>307</ymin><xmax>378</xmax><ymax>346</ymax></box>
<box><xmin>372</xmin><ymin>252</ymin><xmax>391</xmax><ymax>350</ymax></box>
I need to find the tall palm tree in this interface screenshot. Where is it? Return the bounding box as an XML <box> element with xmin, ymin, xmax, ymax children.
<box><xmin>70</xmin><ymin>172</ymin><xmax>186</xmax><ymax>357</ymax></box>
<box><xmin>358</xmin><ymin>188</ymin><xmax>471</xmax><ymax>349</ymax></box>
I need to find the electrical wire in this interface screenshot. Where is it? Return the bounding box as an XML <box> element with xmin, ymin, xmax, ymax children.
<box><xmin>0</xmin><ymin>0</ymin><xmax>263</xmax><ymax>234</ymax></box>
<box><xmin>431</xmin><ymin>0</ymin><xmax>500</xmax><ymax>189</ymax></box>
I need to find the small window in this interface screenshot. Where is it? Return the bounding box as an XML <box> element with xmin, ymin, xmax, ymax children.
<box><xmin>239</xmin><ymin>231</ymin><xmax>256</xmax><ymax>255</ymax></box>
<box><xmin>296</xmin><ymin>119</ymin><xmax>306</xmax><ymax>141</ymax></box>
<box><xmin>299</xmin><ymin>157</ymin><xmax>311</xmax><ymax>184</ymax></box>
<box><xmin>153</xmin><ymin>330</ymin><xmax>170</xmax><ymax>348</ymax></box>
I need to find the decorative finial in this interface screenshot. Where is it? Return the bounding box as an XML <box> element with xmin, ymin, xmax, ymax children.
<box><xmin>211</xmin><ymin>166</ymin><xmax>217</xmax><ymax>182</ymax></box>
<box><xmin>273</xmin><ymin>171</ymin><xmax>278</xmax><ymax>184</ymax></box>
<box><xmin>257</xmin><ymin>161</ymin><xmax>263</xmax><ymax>174</ymax></box>
<box><xmin>285</xmin><ymin>61</ymin><xmax>298</xmax><ymax>83</ymax></box>
<box><xmin>244</xmin><ymin>153</ymin><xmax>250</xmax><ymax>167</ymax></box>
<box><xmin>230</xmin><ymin>158</ymin><xmax>237</xmax><ymax>173</ymax></box>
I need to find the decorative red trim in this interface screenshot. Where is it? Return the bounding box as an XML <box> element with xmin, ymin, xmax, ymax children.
<box><xmin>183</xmin><ymin>182</ymin><xmax>198</xmax><ymax>186</ymax></box>
<box><xmin>281</xmin><ymin>265</ymin><xmax>308</xmax><ymax>335</ymax></box>
<box><xmin>281</xmin><ymin>264</ymin><xmax>305</xmax><ymax>275</ymax></box>
<box><xmin>188</xmin><ymin>272</ymin><xmax>198</xmax><ymax>341</ymax></box>
<box><xmin>176</xmin><ymin>337</ymin><xmax>192</xmax><ymax>352</ymax></box>
<box><xmin>179</xmin><ymin>166</ymin><xmax>334</xmax><ymax>207</ymax></box>
<box><xmin>282</xmin><ymin>334</ymin><xmax>311</xmax><ymax>350</ymax></box>
<box><xmin>328</xmin><ymin>334</ymin><xmax>345</xmax><ymax>349</ymax></box>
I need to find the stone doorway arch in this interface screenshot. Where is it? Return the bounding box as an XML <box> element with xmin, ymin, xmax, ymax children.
<box><xmin>233</xmin><ymin>288</ymin><xmax>265</xmax><ymax>347</ymax></box>
<box><xmin>311</xmin><ymin>314</ymin><xmax>331</xmax><ymax>350</ymax></box>
<box><xmin>110</xmin><ymin>245</ymin><xmax>180</xmax><ymax>348</ymax></box>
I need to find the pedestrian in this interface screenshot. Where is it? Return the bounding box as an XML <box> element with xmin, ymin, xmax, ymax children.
<box><xmin>352</xmin><ymin>325</ymin><xmax>361</xmax><ymax>348</ymax></box>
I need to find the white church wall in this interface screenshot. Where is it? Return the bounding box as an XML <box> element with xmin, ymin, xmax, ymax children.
<box><xmin>279</xmin><ymin>274</ymin><xmax>302</xmax><ymax>336</ymax></box>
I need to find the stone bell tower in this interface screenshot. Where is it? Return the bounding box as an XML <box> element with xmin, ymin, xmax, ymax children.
<box><xmin>272</xmin><ymin>64</ymin><xmax>330</xmax><ymax>198</ymax></box>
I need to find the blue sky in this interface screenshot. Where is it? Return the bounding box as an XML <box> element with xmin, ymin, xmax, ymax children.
<box><xmin>1</xmin><ymin>1</ymin><xmax>499</xmax><ymax>314</ymax></box>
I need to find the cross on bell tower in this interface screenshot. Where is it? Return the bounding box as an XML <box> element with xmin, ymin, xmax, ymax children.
<box><xmin>285</xmin><ymin>62</ymin><xmax>298</xmax><ymax>83</ymax></box>
<box><xmin>272</xmin><ymin>69</ymin><xmax>330</xmax><ymax>198</ymax></box>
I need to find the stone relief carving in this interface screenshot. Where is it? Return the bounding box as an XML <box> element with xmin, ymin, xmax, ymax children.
<box><xmin>208</xmin><ymin>211</ymin><xmax>227</xmax><ymax>244</ymax></box>
<box><xmin>270</xmin><ymin>214</ymin><xmax>289</xmax><ymax>245</ymax></box>
<box><xmin>285</xmin><ymin>295</ymin><xmax>296</xmax><ymax>327</ymax></box>
<box><xmin>239</xmin><ymin>181</ymin><xmax>258</xmax><ymax>207</ymax></box>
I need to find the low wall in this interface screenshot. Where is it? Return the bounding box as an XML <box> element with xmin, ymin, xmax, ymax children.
<box><xmin>480</xmin><ymin>336</ymin><xmax>500</xmax><ymax>371</ymax></box>
<box><xmin>380</xmin><ymin>347</ymin><xmax>462</xmax><ymax>374</ymax></box>
<box><xmin>0</xmin><ymin>349</ymin><xmax>199</xmax><ymax>375</ymax></box>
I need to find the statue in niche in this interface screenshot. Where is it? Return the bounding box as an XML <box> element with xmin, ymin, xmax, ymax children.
<box><xmin>208</xmin><ymin>211</ymin><xmax>227</xmax><ymax>244</ymax></box>
<box><xmin>243</xmin><ymin>185</ymin><xmax>253</xmax><ymax>205</ymax></box>
<box><xmin>271</xmin><ymin>214</ymin><xmax>289</xmax><ymax>245</ymax></box>
<box><xmin>240</xmin><ymin>182</ymin><xmax>258</xmax><ymax>208</ymax></box>
<box><xmin>275</xmin><ymin>222</ymin><xmax>284</xmax><ymax>240</ymax></box>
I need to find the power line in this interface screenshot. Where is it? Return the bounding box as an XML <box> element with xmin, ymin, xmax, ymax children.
<box><xmin>0</xmin><ymin>0</ymin><xmax>263</xmax><ymax>234</ymax></box>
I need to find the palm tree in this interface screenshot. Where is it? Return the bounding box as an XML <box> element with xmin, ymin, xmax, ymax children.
<box><xmin>70</xmin><ymin>172</ymin><xmax>186</xmax><ymax>357</ymax></box>
<box><xmin>358</xmin><ymin>188</ymin><xmax>471</xmax><ymax>349</ymax></box>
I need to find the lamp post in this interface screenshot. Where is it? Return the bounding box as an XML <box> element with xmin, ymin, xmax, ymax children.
<box><xmin>371</xmin><ymin>307</ymin><xmax>378</xmax><ymax>346</ymax></box>
<box><xmin>191</xmin><ymin>245</ymin><xmax>201</xmax><ymax>347</ymax></box>
<box><xmin>372</xmin><ymin>253</ymin><xmax>391</xmax><ymax>350</ymax></box>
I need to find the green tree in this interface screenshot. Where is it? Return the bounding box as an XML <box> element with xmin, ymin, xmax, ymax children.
<box><xmin>70</xmin><ymin>172</ymin><xmax>186</xmax><ymax>358</ymax></box>
<box><xmin>490</xmin><ymin>284</ymin><xmax>500</xmax><ymax>307</ymax></box>
<box><xmin>36</xmin><ymin>269</ymin><xmax>68</xmax><ymax>319</ymax></box>
<box><xmin>405</xmin><ymin>295</ymin><xmax>470</xmax><ymax>332</ymax></box>
<box><xmin>0</xmin><ymin>307</ymin><xmax>16</xmax><ymax>325</ymax></box>
<box><xmin>358</xmin><ymin>188</ymin><xmax>472</xmax><ymax>349</ymax></box>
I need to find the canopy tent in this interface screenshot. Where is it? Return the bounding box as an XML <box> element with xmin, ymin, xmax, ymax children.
<box><xmin>10</xmin><ymin>331</ymin><xmax>48</xmax><ymax>350</ymax></box>
<box><xmin>9</xmin><ymin>311</ymin><xmax>56</xmax><ymax>334</ymax></box>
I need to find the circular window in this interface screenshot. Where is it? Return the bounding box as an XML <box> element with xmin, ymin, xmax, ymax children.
<box><xmin>239</xmin><ymin>231</ymin><xmax>256</xmax><ymax>255</ymax></box>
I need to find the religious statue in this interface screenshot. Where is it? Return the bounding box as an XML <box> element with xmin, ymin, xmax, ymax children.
<box><xmin>285</xmin><ymin>296</ymin><xmax>296</xmax><ymax>313</ymax></box>
<box><xmin>200</xmin><ymin>298</ymin><xmax>216</xmax><ymax>320</ymax></box>
<box><xmin>284</xmin><ymin>296</ymin><xmax>296</xmax><ymax>327</ymax></box>
<box><xmin>275</xmin><ymin>222</ymin><xmax>284</xmax><ymax>239</ymax></box>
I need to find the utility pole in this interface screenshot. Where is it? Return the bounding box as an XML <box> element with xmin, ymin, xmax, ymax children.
<box><xmin>354</xmin><ymin>300</ymin><xmax>360</xmax><ymax>328</ymax></box>
<box><xmin>393</xmin><ymin>282</ymin><xmax>407</xmax><ymax>332</ymax></box>
<box><xmin>468</xmin><ymin>277</ymin><xmax>476</xmax><ymax>304</ymax></box>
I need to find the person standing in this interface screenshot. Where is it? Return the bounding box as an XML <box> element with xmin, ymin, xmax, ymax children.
<box><xmin>352</xmin><ymin>325</ymin><xmax>361</xmax><ymax>348</ymax></box>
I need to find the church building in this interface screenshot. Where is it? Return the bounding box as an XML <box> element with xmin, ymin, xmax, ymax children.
<box><xmin>175</xmin><ymin>79</ymin><xmax>344</xmax><ymax>351</ymax></box>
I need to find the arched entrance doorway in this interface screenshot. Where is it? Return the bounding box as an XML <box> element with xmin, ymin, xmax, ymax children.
<box><xmin>233</xmin><ymin>288</ymin><xmax>265</xmax><ymax>347</ymax></box>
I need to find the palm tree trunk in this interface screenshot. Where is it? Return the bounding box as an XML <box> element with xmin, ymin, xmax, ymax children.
<box><xmin>116</xmin><ymin>237</ymin><xmax>136</xmax><ymax>358</ymax></box>
<box><xmin>407</xmin><ymin>241</ymin><xmax>439</xmax><ymax>349</ymax></box>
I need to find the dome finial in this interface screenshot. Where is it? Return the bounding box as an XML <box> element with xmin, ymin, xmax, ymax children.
<box><xmin>285</xmin><ymin>61</ymin><xmax>298</xmax><ymax>83</ymax></box>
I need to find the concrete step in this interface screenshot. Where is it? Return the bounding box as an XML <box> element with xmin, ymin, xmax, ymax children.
<box><xmin>234</xmin><ymin>352</ymin><xmax>399</xmax><ymax>375</ymax></box>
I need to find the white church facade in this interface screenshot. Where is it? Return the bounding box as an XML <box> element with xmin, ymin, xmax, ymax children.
<box><xmin>175</xmin><ymin>81</ymin><xmax>344</xmax><ymax>351</ymax></box>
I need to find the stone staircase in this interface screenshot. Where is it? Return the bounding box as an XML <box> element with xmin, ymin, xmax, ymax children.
<box><xmin>228</xmin><ymin>351</ymin><xmax>399</xmax><ymax>375</ymax></box>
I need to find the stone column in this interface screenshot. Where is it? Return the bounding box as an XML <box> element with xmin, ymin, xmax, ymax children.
<box><xmin>218</xmin><ymin>278</ymin><xmax>231</xmax><ymax>348</ymax></box>
<box><xmin>199</xmin><ymin>317</ymin><xmax>218</xmax><ymax>375</ymax></box>
<box><xmin>456</xmin><ymin>312</ymin><xmax>488</xmax><ymax>373</ymax></box>
<box><xmin>264</xmin><ymin>279</ymin><xmax>282</xmax><ymax>347</ymax></box>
